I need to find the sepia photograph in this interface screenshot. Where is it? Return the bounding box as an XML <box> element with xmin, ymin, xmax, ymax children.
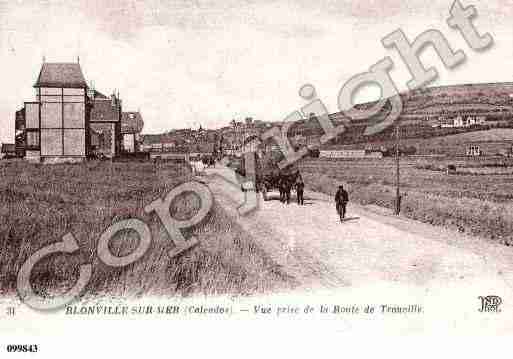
<box><xmin>0</xmin><ymin>0</ymin><xmax>512</xmax><ymax>356</ymax></box>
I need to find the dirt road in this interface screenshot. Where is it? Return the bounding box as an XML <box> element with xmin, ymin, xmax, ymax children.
<box><xmin>203</xmin><ymin>165</ymin><xmax>513</xmax><ymax>297</ymax></box>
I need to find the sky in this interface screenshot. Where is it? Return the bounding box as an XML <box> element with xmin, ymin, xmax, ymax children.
<box><xmin>0</xmin><ymin>0</ymin><xmax>512</xmax><ymax>142</ymax></box>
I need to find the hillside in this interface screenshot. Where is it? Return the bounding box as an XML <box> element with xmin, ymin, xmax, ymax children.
<box><xmin>292</xmin><ymin>82</ymin><xmax>513</xmax><ymax>146</ymax></box>
<box><xmin>395</xmin><ymin>82</ymin><xmax>513</xmax><ymax>119</ymax></box>
<box><xmin>348</xmin><ymin>82</ymin><xmax>513</xmax><ymax>121</ymax></box>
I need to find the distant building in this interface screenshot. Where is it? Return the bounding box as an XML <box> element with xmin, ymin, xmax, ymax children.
<box><xmin>163</xmin><ymin>142</ymin><xmax>176</xmax><ymax>151</ymax></box>
<box><xmin>464</xmin><ymin>141</ymin><xmax>513</xmax><ymax>156</ymax></box>
<box><xmin>453</xmin><ymin>116</ymin><xmax>464</xmax><ymax>127</ymax></box>
<box><xmin>1</xmin><ymin>143</ymin><xmax>16</xmax><ymax>159</ymax></box>
<box><xmin>437</xmin><ymin>115</ymin><xmax>487</xmax><ymax>129</ymax></box>
<box><xmin>121</xmin><ymin>111</ymin><xmax>144</xmax><ymax>153</ymax></box>
<box><xmin>151</xmin><ymin>143</ymin><xmax>163</xmax><ymax>152</ymax></box>
<box><xmin>466</xmin><ymin>116</ymin><xmax>486</xmax><ymax>126</ymax></box>
<box><xmin>242</xmin><ymin>135</ymin><xmax>261</xmax><ymax>153</ymax></box>
<box><xmin>141</xmin><ymin>134</ymin><xmax>180</xmax><ymax>153</ymax></box>
<box><xmin>89</xmin><ymin>89</ymin><xmax>122</xmax><ymax>158</ymax></box>
<box><xmin>319</xmin><ymin>149</ymin><xmax>383</xmax><ymax>159</ymax></box>
<box><xmin>439</xmin><ymin>116</ymin><xmax>453</xmax><ymax>128</ymax></box>
<box><xmin>466</xmin><ymin>144</ymin><xmax>482</xmax><ymax>156</ymax></box>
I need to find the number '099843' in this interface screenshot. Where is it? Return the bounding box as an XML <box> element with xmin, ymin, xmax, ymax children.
<box><xmin>6</xmin><ymin>344</ymin><xmax>39</xmax><ymax>353</ymax></box>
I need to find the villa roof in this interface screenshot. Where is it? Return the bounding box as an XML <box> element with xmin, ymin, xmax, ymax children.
<box><xmin>34</xmin><ymin>62</ymin><xmax>87</xmax><ymax>88</ymax></box>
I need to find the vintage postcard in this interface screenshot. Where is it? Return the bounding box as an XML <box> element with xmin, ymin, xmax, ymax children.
<box><xmin>0</xmin><ymin>0</ymin><xmax>512</xmax><ymax>356</ymax></box>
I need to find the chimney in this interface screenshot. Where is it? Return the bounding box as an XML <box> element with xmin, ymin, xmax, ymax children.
<box><xmin>87</xmin><ymin>81</ymin><xmax>95</xmax><ymax>100</ymax></box>
<box><xmin>111</xmin><ymin>93</ymin><xmax>116</xmax><ymax>108</ymax></box>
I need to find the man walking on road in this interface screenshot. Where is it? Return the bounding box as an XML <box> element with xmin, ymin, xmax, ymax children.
<box><xmin>335</xmin><ymin>185</ymin><xmax>349</xmax><ymax>222</ymax></box>
<box><xmin>278</xmin><ymin>176</ymin><xmax>284</xmax><ymax>203</ymax></box>
<box><xmin>279</xmin><ymin>176</ymin><xmax>287</xmax><ymax>203</ymax></box>
<box><xmin>296</xmin><ymin>177</ymin><xmax>305</xmax><ymax>205</ymax></box>
<box><xmin>284</xmin><ymin>179</ymin><xmax>292</xmax><ymax>205</ymax></box>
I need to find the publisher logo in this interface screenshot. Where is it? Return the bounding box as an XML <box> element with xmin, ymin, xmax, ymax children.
<box><xmin>478</xmin><ymin>295</ymin><xmax>502</xmax><ymax>313</ymax></box>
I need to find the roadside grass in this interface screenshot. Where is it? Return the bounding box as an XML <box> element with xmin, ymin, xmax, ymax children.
<box><xmin>300</xmin><ymin>158</ymin><xmax>513</xmax><ymax>246</ymax></box>
<box><xmin>0</xmin><ymin>160</ymin><xmax>293</xmax><ymax>300</ymax></box>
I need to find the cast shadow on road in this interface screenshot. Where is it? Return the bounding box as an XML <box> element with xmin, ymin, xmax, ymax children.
<box><xmin>264</xmin><ymin>196</ymin><xmax>318</xmax><ymax>206</ymax></box>
<box><xmin>340</xmin><ymin>217</ymin><xmax>360</xmax><ymax>223</ymax></box>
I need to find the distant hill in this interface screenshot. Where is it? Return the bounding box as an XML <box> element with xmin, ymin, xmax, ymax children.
<box><xmin>393</xmin><ymin>82</ymin><xmax>513</xmax><ymax>124</ymax></box>
<box><xmin>290</xmin><ymin>82</ymin><xmax>513</xmax><ymax>147</ymax></box>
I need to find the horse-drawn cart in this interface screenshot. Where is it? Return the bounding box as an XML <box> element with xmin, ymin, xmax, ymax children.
<box><xmin>235</xmin><ymin>151</ymin><xmax>301</xmax><ymax>201</ymax></box>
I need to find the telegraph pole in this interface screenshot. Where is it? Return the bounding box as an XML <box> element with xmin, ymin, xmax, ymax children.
<box><xmin>394</xmin><ymin>124</ymin><xmax>401</xmax><ymax>215</ymax></box>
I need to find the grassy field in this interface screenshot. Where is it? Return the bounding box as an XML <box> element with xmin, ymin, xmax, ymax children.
<box><xmin>0</xmin><ymin>160</ymin><xmax>293</xmax><ymax>300</ymax></box>
<box><xmin>300</xmin><ymin>156</ymin><xmax>513</xmax><ymax>245</ymax></box>
<box><xmin>326</xmin><ymin>128</ymin><xmax>513</xmax><ymax>155</ymax></box>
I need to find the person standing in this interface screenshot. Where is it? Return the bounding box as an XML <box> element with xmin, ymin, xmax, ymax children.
<box><xmin>295</xmin><ymin>177</ymin><xmax>305</xmax><ymax>205</ymax></box>
<box><xmin>335</xmin><ymin>185</ymin><xmax>349</xmax><ymax>222</ymax></box>
<box><xmin>284</xmin><ymin>179</ymin><xmax>292</xmax><ymax>205</ymax></box>
<box><xmin>278</xmin><ymin>176</ymin><xmax>285</xmax><ymax>203</ymax></box>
